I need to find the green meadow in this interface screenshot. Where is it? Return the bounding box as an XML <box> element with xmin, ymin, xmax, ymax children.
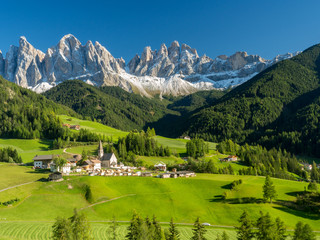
<box><xmin>57</xmin><ymin>115</ymin><xmax>128</xmax><ymax>140</ymax></box>
<box><xmin>0</xmin><ymin>163</ymin><xmax>319</xmax><ymax>240</ymax></box>
<box><xmin>0</xmin><ymin>116</ymin><xmax>319</xmax><ymax>239</ymax></box>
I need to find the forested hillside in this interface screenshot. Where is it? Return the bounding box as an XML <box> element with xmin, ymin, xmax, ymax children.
<box><xmin>185</xmin><ymin>43</ymin><xmax>320</xmax><ymax>157</ymax></box>
<box><xmin>147</xmin><ymin>90</ymin><xmax>226</xmax><ymax>137</ymax></box>
<box><xmin>0</xmin><ymin>76</ymin><xmax>79</xmax><ymax>139</ymax></box>
<box><xmin>44</xmin><ymin>80</ymin><xmax>179</xmax><ymax>131</ymax></box>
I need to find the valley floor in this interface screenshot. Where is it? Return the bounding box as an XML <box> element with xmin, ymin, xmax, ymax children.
<box><xmin>0</xmin><ymin>164</ymin><xmax>319</xmax><ymax>239</ymax></box>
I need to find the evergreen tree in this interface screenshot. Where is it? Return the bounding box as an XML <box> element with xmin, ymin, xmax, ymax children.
<box><xmin>255</xmin><ymin>212</ymin><xmax>274</xmax><ymax>240</ymax></box>
<box><xmin>152</xmin><ymin>215</ymin><xmax>164</xmax><ymax>240</ymax></box>
<box><xmin>293</xmin><ymin>222</ymin><xmax>316</xmax><ymax>240</ymax></box>
<box><xmin>236</xmin><ymin>211</ymin><xmax>254</xmax><ymax>240</ymax></box>
<box><xmin>51</xmin><ymin>209</ymin><xmax>92</xmax><ymax>240</ymax></box>
<box><xmin>108</xmin><ymin>216</ymin><xmax>118</xmax><ymax>240</ymax></box>
<box><xmin>81</xmin><ymin>149</ymin><xmax>88</xmax><ymax>163</ymax></box>
<box><xmin>126</xmin><ymin>211</ymin><xmax>148</xmax><ymax>240</ymax></box>
<box><xmin>308</xmin><ymin>181</ymin><xmax>318</xmax><ymax>192</ymax></box>
<box><xmin>274</xmin><ymin>217</ymin><xmax>286</xmax><ymax>240</ymax></box>
<box><xmin>191</xmin><ymin>217</ymin><xmax>207</xmax><ymax>240</ymax></box>
<box><xmin>167</xmin><ymin>218</ymin><xmax>180</xmax><ymax>240</ymax></box>
<box><xmin>221</xmin><ymin>231</ymin><xmax>229</xmax><ymax>240</ymax></box>
<box><xmin>310</xmin><ymin>161</ymin><xmax>320</xmax><ymax>182</ymax></box>
<box><xmin>69</xmin><ymin>209</ymin><xmax>92</xmax><ymax>240</ymax></box>
<box><xmin>52</xmin><ymin>217</ymin><xmax>71</xmax><ymax>240</ymax></box>
<box><xmin>263</xmin><ymin>175</ymin><xmax>277</xmax><ymax>203</ymax></box>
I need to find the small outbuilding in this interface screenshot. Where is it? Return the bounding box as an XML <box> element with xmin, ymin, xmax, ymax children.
<box><xmin>48</xmin><ymin>172</ymin><xmax>63</xmax><ymax>181</ymax></box>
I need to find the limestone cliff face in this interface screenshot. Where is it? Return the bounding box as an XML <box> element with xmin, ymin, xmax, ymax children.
<box><xmin>0</xmin><ymin>50</ymin><xmax>4</xmax><ymax>75</ymax></box>
<box><xmin>0</xmin><ymin>34</ymin><xmax>299</xmax><ymax>96</ymax></box>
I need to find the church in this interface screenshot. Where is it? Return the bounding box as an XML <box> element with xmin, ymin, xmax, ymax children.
<box><xmin>98</xmin><ymin>141</ymin><xmax>118</xmax><ymax>168</ymax></box>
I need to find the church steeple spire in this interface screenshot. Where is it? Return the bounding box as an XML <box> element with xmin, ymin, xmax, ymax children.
<box><xmin>98</xmin><ymin>140</ymin><xmax>104</xmax><ymax>159</ymax></box>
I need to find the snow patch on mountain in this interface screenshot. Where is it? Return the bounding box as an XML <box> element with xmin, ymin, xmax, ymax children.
<box><xmin>0</xmin><ymin>34</ymin><xmax>300</xmax><ymax>96</ymax></box>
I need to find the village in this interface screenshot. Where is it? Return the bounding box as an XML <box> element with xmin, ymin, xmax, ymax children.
<box><xmin>33</xmin><ymin>141</ymin><xmax>196</xmax><ymax>181</ymax></box>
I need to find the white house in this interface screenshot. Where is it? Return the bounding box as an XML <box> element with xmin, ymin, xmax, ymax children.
<box><xmin>91</xmin><ymin>160</ymin><xmax>101</xmax><ymax>171</ymax></box>
<box><xmin>33</xmin><ymin>155</ymin><xmax>55</xmax><ymax>169</ymax></box>
<box><xmin>50</xmin><ymin>162</ymin><xmax>71</xmax><ymax>174</ymax></box>
<box><xmin>154</xmin><ymin>161</ymin><xmax>167</xmax><ymax>171</ymax></box>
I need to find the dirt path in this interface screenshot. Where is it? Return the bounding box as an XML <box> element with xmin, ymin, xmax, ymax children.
<box><xmin>0</xmin><ymin>181</ymin><xmax>35</xmax><ymax>193</ymax></box>
<box><xmin>80</xmin><ymin>194</ymin><xmax>136</xmax><ymax>210</ymax></box>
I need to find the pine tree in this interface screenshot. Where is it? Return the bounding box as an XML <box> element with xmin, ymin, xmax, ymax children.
<box><xmin>108</xmin><ymin>216</ymin><xmax>118</xmax><ymax>240</ymax></box>
<box><xmin>236</xmin><ymin>211</ymin><xmax>254</xmax><ymax>240</ymax></box>
<box><xmin>310</xmin><ymin>161</ymin><xmax>320</xmax><ymax>182</ymax></box>
<box><xmin>263</xmin><ymin>175</ymin><xmax>277</xmax><ymax>203</ymax></box>
<box><xmin>255</xmin><ymin>212</ymin><xmax>274</xmax><ymax>240</ymax></box>
<box><xmin>52</xmin><ymin>217</ymin><xmax>71</xmax><ymax>240</ymax></box>
<box><xmin>191</xmin><ymin>217</ymin><xmax>207</xmax><ymax>240</ymax></box>
<box><xmin>293</xmin><ymin>222</ymin><xmax>316</xmax><ymax>240</ymax></box>
<box><xmin>167</xmin><ymin>218</ymin><xmax>180</xmax><ymax>240</ymax></box>
<box><xmin>274</xmin><ymin>217</ymin><xmax>286</xmax><ymax>240</ymax></box>
<box><xmin>152</xmin><ymin>215</ymin><xmax>163</xmax><ymax>240</ymax></box>
<box><xmin>69</xmin><ymin>209</ymin><xmax>92</xmax><ymax>240</ymax></box>
<box><xmin>126</xmin><ymin>211</ymin><xmax>148</xmax><ymax>240</ymax></box>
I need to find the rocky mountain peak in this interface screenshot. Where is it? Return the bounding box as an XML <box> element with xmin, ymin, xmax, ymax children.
<box><xmin>1</xmin><ymin>34</ymin><xmax>299</xmax><ymax>97</ymax></box>
<box><xmin>141</xmin><ymin>46</ymin><xmax>154</xmax><ymax>62</ymax></box>
<box><xmin>0</xmin><ymin>50</ymin><xmax>4</xmax><ymax>74</ymax></box>
<box><xmin>157</xmin><ymin>43</ymin><xmax>168</xmax><ymax>58</ymax></box>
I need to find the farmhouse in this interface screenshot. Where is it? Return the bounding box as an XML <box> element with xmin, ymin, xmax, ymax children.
<box><xmin>159</xmin><ymin>172</ymin><xmax>171</xmax><ymax>178</ymax></box>
<box><xmin>67</xmin><ymin>157</ymin><xmax>78</xmax><ymax>167</ymax></box>
<box><xmin>98</xmin><ymin>141</ymin><xmax>118</xmax><ymax>168</ymax></box>
<box><xmin>180</xmin><ymin>135</ymin><xmax>191</xmax><ymax>140</ymax></box>
<box><xmin>33</xmin><ymin>155</ymin><xmax>55</xmax><ymax>169</ymax></box>
<box><xmin>70</xmin><ymin>125</ymin><xmax>80</xmax><ymax>130</ymax></box>
<box><xmin>220</xmin><ymin>155</ymin><xmax>238</xmax><ymax>162</ymax></box>
<box><xmin>50</xmin><ymin>162</ymin><xmax>71</xmax><ymax>174</ymax></box>
<box><xmin>81</xmin><ymin>160</ymin><xmax>93</xmax><ymax>171</ymax></box>
<box><xmin>154</xmin><ymin>161</ymin><xmax>167</xmax><ymax>171</ymax></box>
<box><xmin>91</xmin><ymin>159</ymin><xmax>101</xmax><ymax>171</ymax></box>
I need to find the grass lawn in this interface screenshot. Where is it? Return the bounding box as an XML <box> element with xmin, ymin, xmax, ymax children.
<box><xmin>0</xmin><ymin>139</ymin><xmax>64</xmax><ymax>163</ymax></box>
<box><xmin>155</xmin><ymin>136</ymin><xmax>216</xmax><ymax>156</ymax></box>
<box><xmin>0</xmin><ymin>164</ymin><xmax>48</xmax><ymax>190</ymax></box>
<box><xmin>203</xmin><ymin>154</ymin><xmax>249</xmax><ymax>172</ymax></box>
<box><xmin>0</xmin><ymin>163</ymin><xmax>319</xmax><ymax>239</ymax></box>
<box><xmin>137</xmin><ymin>155</ymin><xmax>185</xmax><ymax>167</ymax></box>
<box><xmin>0</xmin><ymin>222</ymin><xmax>242</xmax><ymax>240</ymax></box>
<box><xmin>57</xmin><ymin>115</ymin><xmax>128</xmax><ymax>140</ymax></box>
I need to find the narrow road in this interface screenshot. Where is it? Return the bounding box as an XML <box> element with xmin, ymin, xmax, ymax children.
<box><xmin>0</xmin><ymin>181</ymin><xmax>35</xmax><ymax>193</ymax></box>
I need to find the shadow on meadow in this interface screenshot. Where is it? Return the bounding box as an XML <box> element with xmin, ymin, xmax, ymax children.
<box><xmin>285</xmin><ymin>191</ymin><xmax>306</xmax><ymax>197</ymax></box>
<box><xmin>208</xmin><ymin>195</ymin><xmax>264</xmax><ymax>204</ymax></box>
<box><xmin>273</xmin><ymin>205</ymin><xmax>320</xmax><ymax>220</ymax></box>
<box><xmin>38</xmin><ymin>139</ymin><xmax>53</xmax><ymax>151</ymax></box>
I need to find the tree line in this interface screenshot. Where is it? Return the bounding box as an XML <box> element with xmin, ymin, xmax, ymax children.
<box><xmin>0</xmin><ymin>147</ymin><xmax>22</xmax><ymax>163</ymax></box>
<box><xmin>217</xmin><ymin>139</ymin><xmax>305</xmax><ymax>180</ymax></box>
<box><xmin>236</xmin><ymin>210</ymin><xmax>316</xmax><ymax>240</ymax></box>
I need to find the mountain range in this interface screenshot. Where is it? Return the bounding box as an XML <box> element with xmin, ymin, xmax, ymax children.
<box><xmin>0</xmin><ymin>34</ymin><xmax>299</xmax><ymax>96</ymax></box>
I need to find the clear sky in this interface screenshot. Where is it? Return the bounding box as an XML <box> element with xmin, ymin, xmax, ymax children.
<box><xmin>1</xmin><ymin>0</ymin><xmax>320</xmax><ymax>61</ymax></box>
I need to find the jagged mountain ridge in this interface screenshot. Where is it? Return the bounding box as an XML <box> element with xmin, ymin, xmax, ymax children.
<box><xmin>0</xmin><ymin>34</ymin><xmax>299</xmax><ymax>96</ymax></box>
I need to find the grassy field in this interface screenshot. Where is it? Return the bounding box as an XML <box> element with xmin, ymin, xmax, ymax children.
<box><xmin>58</xmin><ymin>115</ymin><xmax>128</xmax><ymax>140</ymax></box>
<box><xmin>203</xmin><ymin>154</ymin><xmax>249</xmax><ymax>171</ymax></box>
<box><xmin>0</xmin><ymin>222</ymin><xmax>240</xmax><ymax>240</ymax></box>
<box><xmin>0</xmin><ymin>139</ymin><xmax>65</xmax><ymax>163</ymax></box>
<box><xmin>137</xmin><ymin>155</ymin><xmax>185</xmax><ymax>167</ymax></box>
<box><xmin>0</xmin><ymin>164</ymin><xmax>319</xmax><ymax>239</ymax></box>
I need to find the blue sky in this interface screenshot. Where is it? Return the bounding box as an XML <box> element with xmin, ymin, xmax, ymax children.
<box><xmin>1</xmin><ymin>0</ymin><xmax>320</xmax><ymax>61</ymax></box>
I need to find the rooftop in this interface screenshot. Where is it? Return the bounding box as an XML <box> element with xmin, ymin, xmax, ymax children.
<box><xmin>33</xmin><ymin>155</ymin><xmax>55</xmax><ymax>161</ymax></box>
